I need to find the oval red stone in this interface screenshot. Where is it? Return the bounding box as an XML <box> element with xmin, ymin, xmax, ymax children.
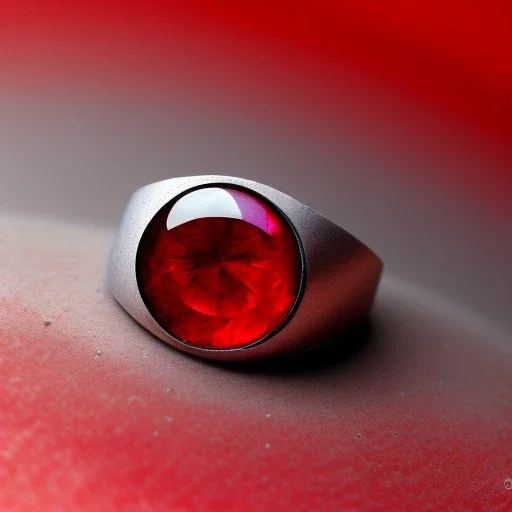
<box><xmin>136</xmin><ymin>186</ymin><xmax>303</xmax><ymax>349</ymax></box>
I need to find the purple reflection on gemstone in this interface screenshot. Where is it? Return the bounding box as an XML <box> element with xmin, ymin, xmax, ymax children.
<box><xmin>227</xmin><ymin>188</ymin><xmax>272</xmax><ymax>234</ymax></box>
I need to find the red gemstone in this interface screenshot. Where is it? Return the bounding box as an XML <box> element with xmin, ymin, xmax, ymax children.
<box><xmin>137</xmin><ymin>186</ymin><xmax>302</xmax><ymax>349</ymax></box>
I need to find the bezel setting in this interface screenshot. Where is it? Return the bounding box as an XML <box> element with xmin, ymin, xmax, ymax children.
<box><xmin>108</xmin><ymin>175</ymin><xmax>383</xmax><ymax>361</ymax></box>
<box><xmin>135</xmin><ymin>183</ymin><xmax>307</xmax><ymax>351</ymax></box>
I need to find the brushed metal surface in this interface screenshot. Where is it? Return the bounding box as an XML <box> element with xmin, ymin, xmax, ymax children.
<box><xmin>108</xmin><ymin>176</ymin><xmax>383</xmax><ymax>361</ymax></box>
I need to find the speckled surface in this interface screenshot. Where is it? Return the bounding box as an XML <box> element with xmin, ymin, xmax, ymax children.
<box><xmin>1</xmin><ymin>214</ymin><xmax>511</xmax><ymax>511</ymax></box>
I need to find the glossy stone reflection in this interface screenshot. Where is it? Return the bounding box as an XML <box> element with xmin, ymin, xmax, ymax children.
<box><xmin>137</xmin><ymin>186</ymin><xmax>302</xmax><ymax>349</ymax></box>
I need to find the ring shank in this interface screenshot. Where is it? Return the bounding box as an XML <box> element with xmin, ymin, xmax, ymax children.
<box><xmin>108</xmin><ymin>176</ymin><xmax>383</xmax><ymax>361</ymax></box>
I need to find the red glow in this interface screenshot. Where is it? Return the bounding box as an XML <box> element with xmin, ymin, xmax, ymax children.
<box><xmin>0</xmin><ymin>1</ymin><xmax>510</xmax><ymax>142</ymax></box>
<box><xmin>1</xmin><ymin>1</ymin><xmax>511</xmax><ymax>219</ymax></box>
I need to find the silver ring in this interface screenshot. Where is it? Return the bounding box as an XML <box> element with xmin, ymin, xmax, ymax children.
<box><xmin>108</xmin><ymin>176</ymin><xmax>383</xmax><ymax>362</ymax></box>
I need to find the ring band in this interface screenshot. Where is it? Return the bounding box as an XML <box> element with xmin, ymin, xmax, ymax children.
<box><xmin>108</xmin><ymin>176</ymin><xmax>383</xmax><ymax>361</ymax></box>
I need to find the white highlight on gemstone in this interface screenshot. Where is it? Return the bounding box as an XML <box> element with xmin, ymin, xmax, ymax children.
<box><xmin>167</xmin><ymin>188</ymin><xmax>242</xmax><ymax>230</ymax></box>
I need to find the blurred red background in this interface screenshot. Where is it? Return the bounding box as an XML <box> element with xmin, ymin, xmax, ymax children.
<box><xmin>2</xmin><ymin>1</ymin><xmax>511</xmax><ymax>211</ymax></box>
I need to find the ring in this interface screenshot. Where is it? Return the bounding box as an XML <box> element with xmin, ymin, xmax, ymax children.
<box><xmin>108</xmin><ymin>176</ymin><xmax>383</xmax><ymax>361</ymax></box>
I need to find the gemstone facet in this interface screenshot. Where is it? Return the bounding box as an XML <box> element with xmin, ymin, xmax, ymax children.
<box><xmin>136</xmin><ymin>186</ymin><xmax>303</xmax><ymax>349</ymax></box>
